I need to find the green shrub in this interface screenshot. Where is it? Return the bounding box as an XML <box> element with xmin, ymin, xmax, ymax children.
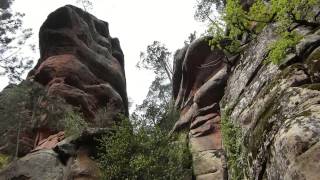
<box><xmin>207</xmin><ymin>0</ymin><xmax>318</xmax><ymax>64</ymax></box>
<box><xmin>97</xmin><ymin>117</ymin><xmax>192</xmax><ymax>180</ymax></box>
<box><xmin>267</xmin><ymin>31</ymin><xmax>302</xmax><ymax>64</ymax></box>
<box><xmin>63</xmin><ymin>110</ymin><xmax>88</xmax><ymax>138</ymax></box>
<box><xmin>0</xmin><ymin>154</ymin><xmax>9</xmax><ymax>170</ymax></box>
<box><xmin>221</xmin><ymin>108</ymin><xmax>247</xmax><ymax>180</ymax></box>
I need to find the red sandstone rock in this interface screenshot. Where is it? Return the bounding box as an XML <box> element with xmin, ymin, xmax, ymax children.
<box><xmin>172</xmin><ymin>37</ymin><xmax>229</xmax><ymax>179</ymax></box>
<box><xmin>0</xmin><ymin>5</ymin><xmax>127</xmax><ymax>179</ymax></box>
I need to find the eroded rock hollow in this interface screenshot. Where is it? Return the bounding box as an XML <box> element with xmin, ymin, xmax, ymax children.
<box><xmin>0</xmin><ymin>5</ymin><xmax>127</xmax><ymax>179</ymax></box>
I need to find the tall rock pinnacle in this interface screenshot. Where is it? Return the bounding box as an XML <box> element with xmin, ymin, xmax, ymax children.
<box><xmin>0</xmin><ymin>5</ymin><xmax>127</xmax><ymax>179</ymax></box>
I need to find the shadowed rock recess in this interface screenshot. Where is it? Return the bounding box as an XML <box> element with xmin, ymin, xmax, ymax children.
<box><xmin>0</xmin><ymin>5</ymin><xmax>127</xmax><ymax>179</ymax></box>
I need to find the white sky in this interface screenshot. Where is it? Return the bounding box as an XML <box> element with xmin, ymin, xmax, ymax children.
<box><xmin>0</xmin><ymin>0</ymin><xmax>206</xmax><ymax>108</ymax></box>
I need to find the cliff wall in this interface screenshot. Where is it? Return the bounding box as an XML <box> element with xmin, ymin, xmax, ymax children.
<box><xmin>172</xmin><ymin>23</ymin><xmax>320</xmax><ymax>180</ymax></box>
<box><xmin>221</xmin><ymin>24</ymin><xmax>320</xmax><ymax>179</ymax></box>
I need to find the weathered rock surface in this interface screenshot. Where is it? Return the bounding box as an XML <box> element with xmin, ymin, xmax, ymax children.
<box><xmin>221</xmin><ymin>24</ymin><xmax>320</xmax><ymax>179</ymax></box>
<box><xmin>172</xmin><ymin>18</ymin><xmax>320</xmax><ymax>180</ymax></box>
<box><xmin>0</xmin><ymin>5</ymin><xmax>127</xmax><ymax>179</ymax></box>
<box><xmin>172</xmin><ymin>37</ymin><xmax>229</xmax><ymax>180</ymax></box>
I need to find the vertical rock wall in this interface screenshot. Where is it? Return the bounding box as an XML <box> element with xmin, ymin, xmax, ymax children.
<box><xmin>172</xmin><ymin>21</ymin><xmax>320</xmax><ymax>180</ymax></box>
<box><xmin>220</xmin><ymin>24</ymin><xmax>320</xmax><ymax>180</ymax></box>
<box><xmin>172</xmin><ymin>37</ymin><xmax>229</xmax><ymax>180</ymax></box>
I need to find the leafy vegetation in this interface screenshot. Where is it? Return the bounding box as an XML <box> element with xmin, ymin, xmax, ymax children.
<box><xmin>221</xmin><ymin>108</ymin><xmax>246</xmax><ymax>180</ymax></box>
<box><xmin>201</xmin><ymin>0</ymin><xmax>320</xmax><ymax>64</ymax></box>
<box><xmin>134</xmin><ymin>41</ymin><xmax>173</xmax><ymax>128</ymax></box>
<box><xmin>0</xmin><ymin>80</ymin><xmax>86</xmax><ymax>159</ymax></box>
<box><xmin>63</xmin><ymin>110</ymin><xmax>88</xmax><ymax>138</ymax></box>
<box><xmin>267</xmin><ymin>31</ymin><xmax>302</xmax><ymax>64</ymax></box>
<box><xmin>138</xmin><ymin>41</ymin><xmax>173</xmax><ymax>83</ymax></box>
<box><xmin>0</xmin><ymin>154</ymin><xmax>9</xmax><ymax>170</ymax></box>
<box><xmin>97</xmin><ymin>116</ymin><xmax>192</xmax><ymax>180</ymax></box>
<box><xmin>194</xmin><ymin>0</ymin><xmax>225</xmax><ymax>22</ymax></box>
<box><xmin>0</xmin><ymin>81</ymin><xmax>37</xmax><ymax>158</ymax></box>
<box><xmin>96</xmin><ymin>37</ymin><xmax>195</xmax><ymax>179</ymax></box>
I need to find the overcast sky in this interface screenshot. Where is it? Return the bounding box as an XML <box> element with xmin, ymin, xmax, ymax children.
<box><xmin>0</xmin><ymin>0</ymin><xmax>206</xmax><ymax>108</ymax></box>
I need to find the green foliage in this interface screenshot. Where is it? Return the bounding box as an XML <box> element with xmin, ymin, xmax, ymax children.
<box><xmin>204</xmin><ymin>0</ymin><xmax>319</xmax><ymax>63</ymax></box>
<box><xmin>135</xmin><ymin>41</ymin><xmax>173</xmax><ymax>128</ymax></box>
<box><xmin>63</xmin><ymin>110</ymin><xmax>88</xmax><ymax>138</ymax></box>
<box><xmin>97</xmin><ymin>117</ymin><xmax>192</xmax><ymax>180</ymax></box>
<box><xmin>267</xmin><ymin>31</ymin><xmax>302</xmax><ymax>64</ymax></box>
<box><xmin>0</xmin><ymin>81</ymin><xmax>84</xmax><ymax>157</ymax></box>
<box><xmin>158</xmin><ymin>104</ymin><xmax>181</xmax><ymax>131</ymax></box>
<box><xmin>221</xmin><ymin>108</ymin><xmax>246</xmax><ymax>180</ymax></box>
<box><xmin>194</xmin><ymin>0</ymin><xmax>225</xmax><ymax>22</ymax></box>
<box><xmin>0</xmin><ymin>154</ymin><xmax>9</xmax><ymax>170</ymax></box>
<box><xmin>265</xmin><ymin>0</ymin><xmax>318</xmax><ymax>63</ymax></box>
<box><xmin>132</xmin><ymin>76</ymin><xmax>172</xmax><ymax>127</ymax></box>
<box><xmin>138</xmin><ymin>41</ymin><xmax>173</xmax><ymax>82</ymax></box>
<box><xmin>0</xmin><ymin>81</ymin><xmax>37</xmax><ymax>158</ymax></box>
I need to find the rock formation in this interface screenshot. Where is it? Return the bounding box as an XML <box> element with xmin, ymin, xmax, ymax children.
<box><xmin>172</xmin><ymin>37</ymin><xmax>229</xmax><ymax>179</ymax></box>
<box><xmin>0</xmin><ymin>5</ymin><xmax>127</xmax><ymax>179</ymax></box>
<box><xmin>220</xmin><ymin>24</ymin><xmax>320</xmax><ymax>179</ymax></box>
<box><xmin>172</xmin><ymin>13</ymin><xmax>320</xmax><ymax>180</ymax></box>
<box><xmin>1</xmin><ymin>2</ymin><xmax>320</xmax><ymax>180</ymax></box>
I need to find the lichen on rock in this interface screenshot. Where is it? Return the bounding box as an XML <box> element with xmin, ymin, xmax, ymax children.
<box><xmin>220</xmin><ymin>21</ymin><xmax>320</xmax><ymax>180</ymax></box>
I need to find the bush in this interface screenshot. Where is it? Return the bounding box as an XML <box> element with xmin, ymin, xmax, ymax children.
<box><xmin>207</xmin><ymin>0</ymin><xmax>319</xmax><ymax>64</ymax></box>
<box><xmin>63</xmin><ymin>110</ymin><xmax>88</xmax><ymax>138</ymax></box>
<box><xmin>0</xmin><ymin>154</ymin><xmax>9</xmax><ymax>170</ymax></box>
<box><xmin>267</xmin><ymin>31</ymin><xmax>302</xmax><ymax>64</ymax></box>
<box><xmin>221</xmin><ymin>111</ymin><xmax>246</xmax><ymax>180</ymax></box>
<box><xmin>97</xmin><ymin>116</ymin><xmax>192</xmax><ymax>180</ymax></box>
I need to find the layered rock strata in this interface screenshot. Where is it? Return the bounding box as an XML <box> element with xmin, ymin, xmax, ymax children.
<box><xmin>172</xmin><ymin>37</ymin><xmax>229</xmax><ymax>180</ymax></box>
<box><xmin>0</xmin><ymin>5</ymin><xmax>127</xmax><ymax>179</ymax></box>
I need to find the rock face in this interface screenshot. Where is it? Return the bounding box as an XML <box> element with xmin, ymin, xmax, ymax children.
<box><xmin>0</xmin><ymin>5</ymin><xmax>127</xmax><ymax>179</ymax></box>
<box><xmin>172</xmin><ymin>37</ymin><xmax>229</xmax><ymax>180</ymax></box>
<box><xmin>172</xmin><ymin>21</ymin><xmax>320</xmax><ymax>180</ymax></box>
<box><xmin>220</xmin><ymin>25</ymin><xmax>320</xmax><ymax>179</ymax></box>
